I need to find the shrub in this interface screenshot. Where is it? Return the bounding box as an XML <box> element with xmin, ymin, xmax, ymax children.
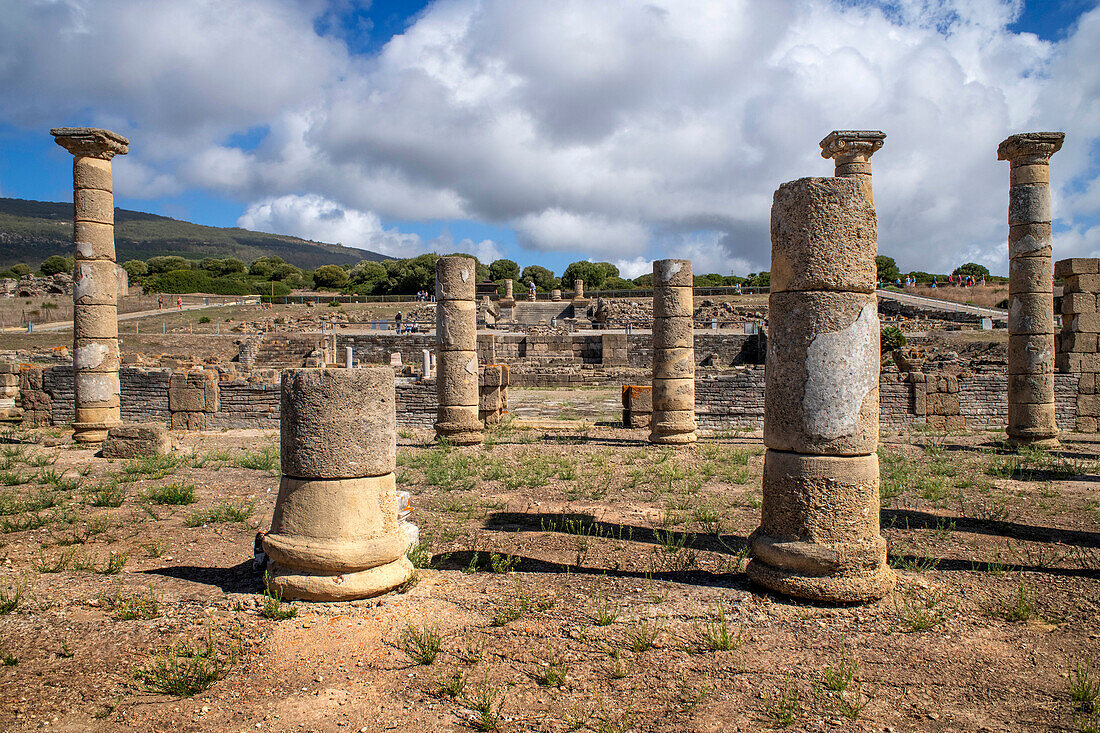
<box><xmin>881</xmin><ymin>326</ymin><xmax>906</xmax><ymax>352</ymax></box>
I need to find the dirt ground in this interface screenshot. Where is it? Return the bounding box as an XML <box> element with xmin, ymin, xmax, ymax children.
<box><xmin>0</xmin><ymin>406</ymin><xmax>1097</xmax><ymax>733</ymax></box>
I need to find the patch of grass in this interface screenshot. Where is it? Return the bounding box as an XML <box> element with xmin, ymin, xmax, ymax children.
<box><xmin>2</xmin><ymin>652</ymin><xmax>17</xmax><ymax>666</ymax></box>
<box><xmin>589</xmin><ymin>590</ymin><xmax>621</xmax><ymax>627</ymax></box>
<box><xmin>133</xmin><ymin>630</ymin><xmax>236</xmax><ymax>697</ymax></box>
<box><xmin>820</xmin><ymin>653</ymin><xmax>859</xmax><ymax>692</ymax></box>
<box><xmin>455</xmin><ymin>637</ymin><xmax>484</xmax><ymax>665</ymax></box>
<box><xmin>895</xmin><ymin>585</ymin><xmax>953</xmax><ymax>632</ymax></box>
<box><xmin>97</xmin><ymin>553</ymin><xmax>127</xmax><ymax>575</ymax></box>
<box><xmin>400</xmin><ymin>622</ymin><xmax>442</xmax><ymax>665</ymax></box>
<box><xmin>103</xmin><ymin>584</ymin><xmax>160</xmax><ymax>620</ymax></box>
<box><xmin>118</xmin><ymin>454</ymin><xmax>181</xmax><ymax>482</ymax></box>
<box><xmin>0</xmin><ymin>471</ymin><xmax>29</xmax><ymax>487</ymax></box>
<box><xmin>0</xmin><ymin>576</ymin><xmax>30</xmax><ymax>614</ymax></box>
<box><xmin>624</xmin><ymin>615</ymin><xmax>663</xmax><ymax>652</ymax></box>
<box><xmin>765</xmin><ymin>675</ymin><xmax>802</xmax><ymax>727</ymax></box>
<box><xmin>536</xmin><ymin>649</ymin><xmax>569</xmax><ymax>687</ymax></box>
<box><xmin>685</xmin><ymin>603</ymin><xmax>742</xmax><ymax>652</ymax></box>
<box><xmin>26</xmin><ymin>453</ymin><xmax>58</xmax><ymax>468</ymax></box>
<box><xmin>260</xmin><ymin>586</ymin><xmax>298</xmax><ymax>620</ymax></box>
<box><xmin>143</xmin><ymin>482</ymin><xmax>196</xmax><ymax>505</ymax></box>
<box><xmin>488</xmin><ymin>552</ymin><xmax>520</xmax><ymax>573</ymax></box>
<box><xmin>489</xmin><ymin>583</ymin><xmax>553</xmax><ymax>627</ymax></box>
<box><xmin>461</xmin><ymin>680</ymin><xmax>507</xmax><ymax>732</ymax></box>
<box><xmin>39</xmin><ymin>468</ymin><xmax>79</xmax><ymax>492</ymax></box>
<box><xmin>86</xmin><ymin>480</ymin><xmax>126</xmax><ymax>508</ymax></box>
<box><xmin>1070</xmin><ymin>663</ymin><xmax>1100</xmax><ymax>718</ymax></box>
<box><xmin>986</xmin><ymin>581</ymin><xmax>1041</xmax><ymax>622</ymax></box>
<box><xmin>440</xmin><ymin>669</ymin><xmax>467</xmax><ymax>698</ymax></box>
<box><xmin>406</xmin><ymin>541</ymin><xmax>433</xmax><ymax>569</ymax></box>
<box><xmin>33</xmin><ymin>548</ymin><xmax>76</xmax><ymax>573</ymax></box>
<box><xmin>0</xmin><ymin>511</ymin><xmax>52</xmax><ymax>533</ymax></box>
<box><xmin>184</xmin><ymin>500</ymin><xmax>255</xmax><ymax>527</ymax></box>
<box><xmin>235</xmin><ymin>445</ymin><xmax>280</xmax><ymax>474</ymax></box>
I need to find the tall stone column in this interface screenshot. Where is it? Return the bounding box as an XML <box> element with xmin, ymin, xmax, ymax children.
<box><xmin>500</xmin><ymin>279</ymin><xmax>515</xmax><ymax>308</ymax></box>
<box><xmin>747</xmin><ymin>171</ymin><xmax>894</xmax><ymax>603</ymax></box>
<box><xmin>999</xmin><ymin>132</ymin><xmax>1064</xmax><ymax>448</ymax></box>
<box><xmin>263</xmin><ymin>368</ymin><xmax>413</xmax><ymax>601</ymax></box>
<box><xmin>435</xmin><ymin>256</ymin><xmax>482</xmax><ymax>445</ymax></box>
<box><xmin>819</xmin><ymin>130</ymin><xmax>886</xmax><ymax>204</ymax></box>
<box><xmin>650</xmin><ymin>259</ymin><xmax>696</xmax><ymax>444</ymax></box>
<box><xmin>50</xmin><ymin>127</ymin><xmax>129</xmax><ymax>444</ymax></box>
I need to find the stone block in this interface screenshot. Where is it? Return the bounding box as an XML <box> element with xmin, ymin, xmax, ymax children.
<box><xmin>1008</xmin><ymin>372</ymin><xmax>1055</xmax><ymax>404</ymax></box>
<box><xmin>1007</xmin><ymin>401</ymin><xmax>1057</xmax><ymax>437</ymax></box>
<box><xmin>1064</xmin><ymin>274</ymin><xmax>1100</xmax><ymax>295</ymax></box>
<box><xmin>281</xmin><ymin>367</ymin><xmax>396</xmax><ymax>479</ymax></box>
<box><xmin>436</xmin><ymin>351</ymin><xmax>479</xmax><ymax>407</ymax></box>
<box><xmin>73</xmin><ymin>156</ymin><xmax>113</xmax><ymax>191</ymax></box>
<box><xmin>653</xmin><ymin>347</ymin><xmax>695</xmax><ymax>379</ymax></box>
<box><xmin>73</xmin><ymin>260</ymin><xmax>118</xmax><ymax>305</ymax></box>
<box><xmin>926</xmin><ymin>393</ymin><xmax>960</xmax><ymax>415</ymax></box>
<box><xmin>1009</xmin><ymin>254</ymin><xmax>1053</xmax><ymax>295</ymax></box>
<box><xmin>73</xmin><ymin>304</ymin><xmax>118</xmax><ymax>339</ymax></box>
<box><xmin>935</xmin><ymin>375</ymin><xmax>958</xmax><ymax>394</ymax></box>
<box><xmin>623</xmin><ymin>409</ymin><xmax>651</xmax><ymax>428</ymax></box>
<box><xmin>913</xmin><ymin>384</ymin><xmax>927</xmax><ymax>416</ymax></box>
<box><xmin>103</xmin><ymin>423</ymin><xmax>170</xmax><ymax>459</ymax></box>
<box><xmin>764</xmin><ymin>291</ymin><xmax>879</xmax><ymax>455</ymax></box>
<box><xmin>479</xmin><ymin>386</ymin><xmax>503</xmax><ymax>411</ymax></box>
<box><xmin>1007</xmin><ymin>293</ymin><xmax>1054</xmax><ymax>336</ymax></box>
<box><xmin>1079</xmin><ymin>372</ymin><xmax>1095</xmax><ymax>395</ymax></box>
<box><xmin>652</xmin><ymin>377</ymin><xmax>695</xmax><ymax>412</ymax></box>
<box><xmin>1010</xmin><ymin>163</ymin><xmax>1049</xmax><ymax>186</ymax></box>
<box><xmin>653</xmin><ymin>286</ymin><xmax>693</xmax><ymax>319</ymax></box>
<box><xmin>1009</xmin><ymin>183</ymin><xmax>1052</xmax><ymax>225</ymax></box>
<box><xmin>1070</xmin><ymin>313</ymin><xmax>1100</xmax><ymax>334</ymax></box>
<box><xmin>1009</xmin><ymin>224</ymin><xmax>1052</xmax><ymax>259</ymax></box>
<box><xmin>73</xmin><ymin>187</ymin><xmax>114</xmax><ymax>225</ymax></box>
<box><xmin>1062</xmin><ymin>292</ymin><xmax>1096</xmax><ymax>315</ymax></box>
<box><xmin>1010</xmin><ymin>334</ymin><xmax>1055</xmax><ymax>374</ymax></box>
<box><xmin>480</xmin><ymin>364</ymin><xmax>507</xmax><ymax>387</ymax></box>
<box><xmin>653</xmin><ymin>259</ymin><xmax>693</xmax><ymax>287</ymax></box>
<box><xmin>769</xmin><ymin>176</ymin><xmax>877</xmax><ymax>294</ymax></box>
<box><xmin>435</xmin><ymin>256</ymin><xmax>476</xmax><ymax>301</ymax></box>
<box><xmin>652</xmin><ymin>317</ymin><xmax>694</xmax><ymax>349</ymax></box>
<box><xmin>74</xmin><ymin>338</ymin><xmax>120</xmax><ymax>373</ymax></box>
<box><xmin>74</xmin><ymin>221</ymin><xmax>115</xmax><ymax>261</ymax></box>
<box><xmin>1077</xmin><ymin>394</ymin><xmax>1100</xmax><ymax>417</ymax></box>
<box><xmin>436</xmin><ymin>299</ymin><xmax>477</xmax><ymax>350</ymax></box>
<box><xmin>1076</xmin><ymin>416</ymin><xmax>1098</xmax><ymax>432</ymax></box>
<box><xmin>622</xmin><ymin>385</ymin><xmax>653</xmax><ymax>412</ymax></box>
<box><xmin>1055</xmin><ymin>257</ymin><xmax>1099</xmax><ymax>279</ymax></box>
<box><xmin>171</xmin><ymin>411</ymin><xmax>207</xmax><ymax>431</ymax></box>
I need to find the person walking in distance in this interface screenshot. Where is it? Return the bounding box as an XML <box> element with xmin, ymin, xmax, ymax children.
<box><xmin>176</xmin><ymin>296</ymin><xmax>182</xmax><ymax>311</ymax></box>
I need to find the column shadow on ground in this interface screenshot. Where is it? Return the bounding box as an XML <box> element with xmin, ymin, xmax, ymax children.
<box><xmin>882</xmin><ymin>508</ymin><xmax>1100</xmax><ymax>548</ymax></box>
<box><xmin>142</xmin><ymin>559</ymin><xmax>264</xmax><ymax>594</ymax></box>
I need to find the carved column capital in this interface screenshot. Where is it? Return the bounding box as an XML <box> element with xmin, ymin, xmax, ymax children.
<box><xmin>50</xmin><ymin>127</ymin><xmax>129</xmax><ymax>160</ymax></box>
<box><xmin>998</xmin><ymin>132</ymin><xmax>1064</xmax><ymax>167</ymax></box>
<box><xmin>819</xmin><ymin>130</ymin><xmax>885</xmax><ymax>168</ymax></box>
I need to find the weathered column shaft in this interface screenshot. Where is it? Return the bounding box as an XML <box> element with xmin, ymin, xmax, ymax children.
<box><xmin>999</xmin><ymin>132</ymin><xmax>1064</xmax><ymax>448</ymax></box>
<box><xmin>263</xmin><ymin>368</ymin><xmax>412</xmax><ymax>601</ymax></box>
<box><xmin>650</xmin><ymin>259</ymin><xmax>696</xmax><ymax>444</ymax></box>
<box><xmin>51</xmin><ymin>127</ymin><xmax>128</xmax><ymax>444</ymax></box>
<box><xmin>435</xmin><ymin>256</ymin><xmax>483</xmax><ymax>445</ymax></box>
<box><xmin>747</xmin><ymin>168</ymin><xmax>894</xmax><ymax>603</ymax></box>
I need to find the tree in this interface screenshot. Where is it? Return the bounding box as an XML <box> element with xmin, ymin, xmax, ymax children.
<box><xmin>489</xmin><ymin>258</ymin><xmax>520</xmax><ymax>282</ymax></box>
<box><xmin>601</xmin><ymin>276</ymin><xmax>635</xmax><ymax>290</ymax></box>
<box><xmin>876</xmin><ymin>255</ymin><xmax>900</xmax><ymax>283</ymax></box>
<box><xmin>40</xmin><ymin>255</ymin><xmax>74</xmax><ymax>275</ymax></box>
<box><xmin>561</xmin><ymin>261</ymin><xmax>619</xmax><ymax>290</ymax></box>
<box><xmin>147</xmin><ymin>256</ymin><xmax>190</xmax><ymax>274</ymax></box>
<box><xmin>953</xmin><ymin>262</ymin><xmax>990</xmax><ymax>279</ymax></box>
<box><xmin>249</xmin><ymin>256</ymin><xmax>285</xmax><ymax>278</ymax></box>
<box><xmin>9</xmin><ymin>264</ymin><xmax>30</xmax><ymax>276</ymax></box>
<box><xmin>745</xmin><ymin>271</ymin><xmax>770</xmax><ymax>287</ymax></box>
<box><xmin>349</xmin><ymin>261</ymin><xmax>388</xmax><ymax>294</ymax></box>
<box><xmin>632</xmin><ymin>273</ymin><xmax>653</xmax><ymax>288</ymax></box>
<box><xmin>520</xmin><ymin>265</ymin><xmax>556</xmax><ymax>292</ymax></box>
<box><xmin>313</xmin><ymin>264</ymin><xmax>349</xmax><ymax>289</ymax></box>
<box><xmin>121</xmin><ymin>260</ymin><xmax>148</xmax><ymax>280</ymax></box>
<box><xmin>200</xmin><ymin>257</ymin><xmax>246</xmax><ymax>277</ymax></box>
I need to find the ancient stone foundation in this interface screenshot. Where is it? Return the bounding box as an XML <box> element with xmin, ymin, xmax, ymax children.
<box><xmin>622</xmin><ymin>385</ymin><xmax>653</xmax><ymax>428</ymax></box>
<box><xmin>263</xmin><ymin>368</ymin><xmax>413</xmax><ymax>601</ymax></box>
<box><xmin>435</xmin><ymin>256</ymin><xmax>483</xmax><ymax>445</ymax></box>
<box><xmin>1056</xmin><ymin>257</ymin><xmax>1100</xmax><ymax>431</ymax></box>
<box><xmin>650</xmin><ymin>259</ymin><xmax>697</xmax><ymax>444</ymax></box>
<box><xmin>51</xmin><ymin>127</ymin><xmax>129</xmax><ymax>444</ymax></box>
<box><xmin>0</xmin><ymin>364</ymin><xmax>21</xmax><ymax>422</ymax></box>
<box><xmin>479</xmin><ymin>364</ymin><xmax>510</xmax><ymax>425</ymax></box>
<box><xmin>747</xmin><ymin>167</ymin><xmax>894</xmax><ymax>603</ymax></box>
<box><xmin>103</xmin><ymin>423</ymin><xmax>170</xmax><ymax>459</ymax></box>
<box><xmin>999</xmin><ymin>131</ymin><xmax>1064</xmax><ymax>448</ymax></box>
<box><xmin>168</xmin><ymin>371</ymin><xmax>219</xmax><ymax>430</ymax></box>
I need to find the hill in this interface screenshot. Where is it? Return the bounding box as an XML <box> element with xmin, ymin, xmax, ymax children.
<box><xmin>0</xmin><ymin>197</ymin><xmax>390</xmax><ymax>270</ymax></box>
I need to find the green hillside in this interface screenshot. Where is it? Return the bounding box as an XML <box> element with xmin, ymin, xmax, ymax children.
<box><xmin>0</xmin><ymin>198</ymin><xmax>390</xmax><ymax>270</ymax></box>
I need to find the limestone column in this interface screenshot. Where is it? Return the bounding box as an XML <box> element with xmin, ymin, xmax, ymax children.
<box><xmin>500</xmin><ymin>279</ymin><xmax>515</xmax><ymax>308</ymax></box>
<box><xmin>819</xmin><ymin>130</ymin><xmax>886</xmax><ymax>204</ymax></box>
<box><xmin>650</xmin><ymin>259</ymin><xmax>696</xmax><ymax>444</ymax></box>
<box><xmin>50</xmin><ymin>127</ymin><xmax>129</xmax><ymax>444</ymax></box>
<box><xmin>747</xmin><ymin>171</ymin><xmax>894</xmax><ymax>603</ymax></box>
<box><xmin>998</xmin><ymin>132</ymin><xmax>1064</xmax><ymax>448</ymax></box>
<box><xmin>435</xmin><ymin>256</ymin><xmax>482</xmax><ymax>445</ymax></box>
<box><xmin>263</xmin><ymin>368</ymin><xmax>413</xmax><ymax>601</ymax></box>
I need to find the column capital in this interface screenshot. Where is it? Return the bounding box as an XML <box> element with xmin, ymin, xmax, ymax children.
<box><xmin>998</xmin><ymin>132</ymin><xmax>1064</xmax><ymax>166</ymax></box>
<box><xmin>50</xmin><ymin>127</ymin><xmax>129</xmax><ymax>159</ymax></box>
<box><xmin>819</xmin><ymin>130</ymin><xmax>885</xmax><ymax>164</ymax></box>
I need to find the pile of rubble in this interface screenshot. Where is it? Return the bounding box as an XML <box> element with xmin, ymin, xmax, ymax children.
<box><xmin>1</xmin><ymin>273</ymin><xmax>73</xmax><ymax>297</ymax></box>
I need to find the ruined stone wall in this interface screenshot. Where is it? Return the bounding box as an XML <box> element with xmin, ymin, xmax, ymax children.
<box><xmin>119</xmin><ymin>369</ymin><xmax>171</xmax><ymax>424</ymax></box>
<box><xmin>212</xmin><ymin>379</ymin><xmax>280</xmax><ymax>429</ymax></box>
<box><xmin>694</xmin><ymin>368</ymin><xmax>765</xmax><ymax>429</ymax></box>
<box><xmin>396</xmin><ymin>379</ymin><xmax>437</xmax><ymax>429</ymax></box>
<box><xmin>1055</xmin><ymin>257</ymin><xmax>1100</xmax><ymax>432</ymax></box>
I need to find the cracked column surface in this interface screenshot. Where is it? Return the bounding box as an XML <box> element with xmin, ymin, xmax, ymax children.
<box><xmin>435</xmin><ymin>256</ymin><xmax>483</xmax><ymax>445</ymax></box>
<box><xmin>650</xmin><ymin>259</ymin><xmax>697</xmax><ymax>444</ymax></box>
<box><xmin>263</xmin><ymin>368</ymin><xmax>413</xmax><ymax>601</ymax></box>
<box><xmin>747</xmin><ymin>168</ymin><xmax>895</xmax><ymax>603</ymax></box>
<box><xmin>51</xmin><ymin>127</ymin><xmax>128</xmax><ymax>444</ymax></box>
<box><xmin>999</xmin><ymin>132</ymin><xmax>1064</xmax><ymax>449</ymax></box>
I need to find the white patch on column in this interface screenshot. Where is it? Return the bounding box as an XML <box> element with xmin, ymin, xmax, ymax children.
<box><xmin>802</xmin><ymin>305</ymin><xmax>877</xmax><ymax>438</ymax></box>
<box><xmin>465</xmin><ymin>356</ymin><xmax>477</xmax><ymax>374</ymax></box>
<box><xmin>657</xmin><ymin>261</ymin><xmax>682</xmax><ymax>284</ymax></box>
<box><xmin>75</xmin><ymin>341</ymin><xmax>108</xmax><ymax>369</ymax></box>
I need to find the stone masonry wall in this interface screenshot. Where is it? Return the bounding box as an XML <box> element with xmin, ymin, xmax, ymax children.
<box><xmin>1055</xmin><ymin>257</ymin><xmax>1100</xmax><ymax>431</ymax></box>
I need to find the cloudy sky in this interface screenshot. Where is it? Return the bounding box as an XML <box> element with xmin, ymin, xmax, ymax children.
<box><xmin>0</xmin><ymin>0</ymin><xmax>1097</xmax><ymax>278</ymax></box>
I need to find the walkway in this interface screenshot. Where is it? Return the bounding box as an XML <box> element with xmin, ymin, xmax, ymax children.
<box><xmin>875</xmin><ymin>289</ymin><xmax>1007</xmax><ymax>319</ymax></box>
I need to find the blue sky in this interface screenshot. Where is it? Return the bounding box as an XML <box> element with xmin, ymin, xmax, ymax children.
<box><xmin>1</xmin><ymin>0</ymin><xmax>1098</xmax><ymax>278</ymax></box>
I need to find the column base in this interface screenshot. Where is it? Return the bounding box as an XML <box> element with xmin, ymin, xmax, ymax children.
<box><xmin>1006</xmin><ymin>434</ymin><xmax>1060</xmax><ymax>450</ymax></box>
<box><xmin>747</xmin><ymin>531</ymin><xmax>894</xmax><ymax>603</ymax></box>
<box><xmin>648</xmin><ymin>430</ymin><xmax>697</xmax><ymax>445</ymax></box>
<box><xmin>265</xmin><ymin>555</ymin><xmax>413</xmax><ymax>602</ymax></box>
<box><xmin>72</xmin><ymin>421</ymin><xmax>118</xmax><ymax>444</ymax></box>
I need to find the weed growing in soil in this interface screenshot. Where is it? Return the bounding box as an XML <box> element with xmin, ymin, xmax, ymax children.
<box><xmin>261</xmin><ymin>586</ymin><xmax>298</xmax><ymax>620</ymax></box>
<box><xmin>118</xmin><ymin>455</ymin><xmax>180</xmax><ymax>482</ymax></box>
<box><xmin>1070</xmin><ymin>663</ymin><xmax>1100</xmax><ymax>717</ymax></box>
<box><xmin>624</xmin><ymin>615</ymin><xmax>663</xmax><ymax>652</ymax></box>
<box><xmin>686</xmin><ymin>603</ymin><xmax>742</xmax><ymax>652</ymax></box>
<box><xmin>589</xmin><ymin>590</ymin><xmax>621</xmax><ymax>626</ymax></box>
<box><xmin>0</xmin><ymin>576</ymin><xmax>30</xmax><ymax>614</ymax></box>
<box><xmin>185</xmin><ymin>500</ymin><xmax>255</xmax><ymax>526</ymax></box>
<box><xmin>143</xmin><ymin>482</ymin><xmax>196</xmax><ymax>505</ymax></box>
<box><xmin>895</xmin><ymin>585</ymin><xmax>953</xmax><ymax>632</ymax></box>
<box><xmin>536</xmin><ymin>649</ymin><xmax>569</xmax><ymax>687</ymax></box>
<box><xmin>820</xmin><ymin>653</ymin><xmax>859</xmax><ymax>692</ymax></box>
<box><xmin>609</xmin><ymin>649</ymin><xmax>628</xmax><ymax>679</ymax></box>
<box><xmin>103</xmin><ymin>584</ymin><xmax>160</xmax><ymax>620</ymax></box>
<box><xmin>400</xmin><ymin>622</ymin><xmax>442</xmax><ymax>665</ymax></box>
<box><xmin>406</xmin><ymin>541</ymin><xmax>433</xmax><ymax>568</ymax></box>
<box><xmin>86</xmin><ymin>480</ymin><xmax>125</xmax><ymax>507</ymax></box>
<box><xmin>766</xmin><ymin>675</ymin><xmax>802</xmax><ymax>727</ymax></box>
<box><xmin>235</xmin><ymin>445</ymin><xmax>280</xmax><ymax>474</ymax></box>
<box><xmin>2</xmin><ymin>651</ymin><xmax>17</xmax><ymax>666</ymax></box>
<box><xmin>461</xmin><ymin>680</ymin><xmax>507</xmax><ymax>732</ymax></box>
<box><xmin>134</xmin><ymin>629</ymin><xmax>236</xmax><ymax>697</ymax></box>
<box><xmin>986</xmin><ymin>581</ymin><xmax>1041</xmax><ymax>622</ymax></box>
<box><xmin>440</xmin><ymin>669</ymin><xmax>467</xmax><ymax>698</ymax></box>
<box><xmin>34</xmin><ymin>548</ymin><xmax>76</xmax><ymax>573</ymax></box>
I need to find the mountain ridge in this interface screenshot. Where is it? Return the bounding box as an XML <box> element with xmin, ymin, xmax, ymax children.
<box><xmin>0</xmin><ymin>197</ymin><xmax>391</xmax><ymax>270</ymax></box>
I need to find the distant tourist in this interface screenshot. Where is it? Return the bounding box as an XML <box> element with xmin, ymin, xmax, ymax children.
<box><xmin>176</xmin><ymin>296</ymin><xmax>183</xmax><ymax>310</ymax></box>
<box><xmin>157</xmin><ymin>296</ymin><xmax>163</xmax><ymax>310</ymax></box>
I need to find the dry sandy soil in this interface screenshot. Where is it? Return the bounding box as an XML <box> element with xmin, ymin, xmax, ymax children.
<box><xmin>0</xmin><ymin>404</ymin><xmax>1097</xmax><ymax>733</ymax></box>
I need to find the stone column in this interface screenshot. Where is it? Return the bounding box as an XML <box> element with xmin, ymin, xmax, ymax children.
<box><xmin>50</xmin><ymin>127</ymin><xmax>128</xmax><ymax>444</ymax></box>
<box><xmin>650</xmin><ymin>259</ymin><xmax>696</xmax><ymax>444</ymax></box>
<box><xmin>500</xmin><ymin>279</ymin><xmax>515</xmax><ymax>308</ymax></box>
<box><xmin>263</xmin><ymin>368</ymin><xmax>413</xmax><ymax>601</ymax></box>
<box><xmin>999</xmin><ymin>132</ymin><xmax>1064</xmax><ymax>448</ymax></box>
<box><xmin>747</xmin><ymin>172</ymin><xmax>894</xmax><ymax>603</ymax></box>
<box><xmin>435</xmin><ymin>256</ymin><xmax>482</xmax><ymax>445</ymax></box>
<box><xmin>819</xmin><ymin>130</ymin><xmax>885</xmax><ymax>204</ymax></box>
<box><xmin>422</xmin><ymin>348</ymin><xmax>432</xmax><ymax>379</ymax></box>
